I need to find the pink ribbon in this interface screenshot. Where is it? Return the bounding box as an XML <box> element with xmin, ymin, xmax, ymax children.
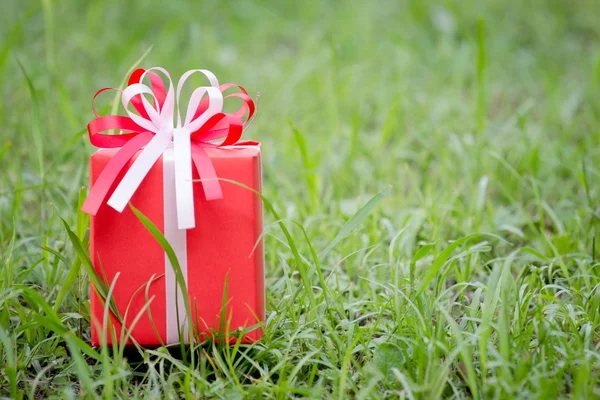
<box><xmin>82</xmin><ymin>67</ymin><xmax>256</xmax><ymax>230</ymax></box>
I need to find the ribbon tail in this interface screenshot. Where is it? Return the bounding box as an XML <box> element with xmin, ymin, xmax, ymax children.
<box><xmin>173</xmin><ymin>128</ymin><xmax>196</xmax><ymax>230</ymax></box>
<box><xmin>191</xmin><ymin>143</ymin><xmax>223</xmax><ymax>201</ymax></box>
<box><xmin>107</xmin><ymin>129</ymin><xmax>172</xmax><ymax>212</ymax></box>
<box><xmin>82</xmin><ymin>132</ymin><xmax>153</xmax><ymax>215</ymax></box>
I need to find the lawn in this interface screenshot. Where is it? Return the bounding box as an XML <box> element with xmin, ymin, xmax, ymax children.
<box><xmin>1</xmin><ymin>0</ymin><xmax>600</xmax><ymax>398</ymax></box>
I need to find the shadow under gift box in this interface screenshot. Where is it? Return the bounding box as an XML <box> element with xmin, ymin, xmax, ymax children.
<box><xmin>89</xmin><ymin>145</ymin><xmax>264</xmax><ymax>346</ymax></box>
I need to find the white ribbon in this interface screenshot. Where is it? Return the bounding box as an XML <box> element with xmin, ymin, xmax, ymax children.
<box><xmin>162</xmin><ymin>146</ymin><xmax>188</xmax><ymax>344</ymax></box>
<box><xmin>106</xmin><ymin>67</ymin><xmax>224</xmax><ymax>230</ymax></box>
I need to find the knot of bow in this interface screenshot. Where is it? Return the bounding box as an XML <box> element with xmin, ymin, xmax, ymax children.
<box><xmin>81</xmin><ymin>67</ymin><xmax>256</xmax><ymax>229</ymax></box>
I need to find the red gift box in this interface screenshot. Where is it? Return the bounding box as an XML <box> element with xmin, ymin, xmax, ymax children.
<box><xmin>82</xmin><ymin>67</ymin><xmax>264</xmax><ymax>346</ymax></box>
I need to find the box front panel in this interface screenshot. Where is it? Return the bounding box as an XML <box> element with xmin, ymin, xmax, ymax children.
<box><xmin>89</xmin><ymin>146</ymin><xmax>264</xmax><ymax>346</ymax></box>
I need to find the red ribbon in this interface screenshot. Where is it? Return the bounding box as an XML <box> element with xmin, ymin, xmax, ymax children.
<box><xmin>81</xmin><ymin>69</ymin><xmax>256</xmax><ymax>216</ymax></box>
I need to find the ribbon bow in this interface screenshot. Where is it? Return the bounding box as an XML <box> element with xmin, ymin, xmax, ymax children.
<box><xmin>81</xmin><ymin>67</ymin><xmax>256</xmax><ymax>229</ymax></box>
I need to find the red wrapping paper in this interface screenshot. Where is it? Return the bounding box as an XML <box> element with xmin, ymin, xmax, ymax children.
<box><xmin>89</xmin><ymin>145</ymin><xmax>264</xmax><ymax>346</ymax></box>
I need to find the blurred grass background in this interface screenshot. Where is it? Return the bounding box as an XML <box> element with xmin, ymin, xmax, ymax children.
<box><xmin>1</xmin><ymin>0</ymin><xmax>600</xmax><ymax>398</ymax></box>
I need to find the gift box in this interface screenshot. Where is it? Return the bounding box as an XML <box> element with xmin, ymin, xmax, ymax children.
<box><xmin>81</xmin><ymin>67</ymin><xmax>264</xmax><ymax>346</ymax></box>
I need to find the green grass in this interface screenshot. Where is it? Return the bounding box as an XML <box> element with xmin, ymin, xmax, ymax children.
<box><xmin>1</xmin><ymin>0</ymin><xmax>600</xmax><ymax>398</ymax></box>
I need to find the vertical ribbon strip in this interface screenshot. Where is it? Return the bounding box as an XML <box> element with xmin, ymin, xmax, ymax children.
<box><xmin>162</xmin><ymin>146</ymin><xmax>189</xmax><ymax>344</ymax></box>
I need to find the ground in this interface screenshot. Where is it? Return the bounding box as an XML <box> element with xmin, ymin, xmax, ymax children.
<box><xmin>1</xmin><ymin>0</ymin><xmax>600</xmax><ymax>399</ymax></box>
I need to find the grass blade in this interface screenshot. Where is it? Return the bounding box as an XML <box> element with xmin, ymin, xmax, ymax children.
<box><xmin>59</xmin><ymin>215</ymin><xmax>122</xmax><ymax>321</ymax></box>
<box><xmin>0</xmin><ymin>141</ymin><xmax>11</xmax><ymax>162</ymax></box>
<box><xmin>0</xmin><ymin>327</ymin><xmax>17</xmax><ymax>399</ymax></box>
<box><xmin>64</xmin><ymin>333</ymin><xmax>96</xmax><ymax>397</ymax></box>
<box><xmin>16</xmin><ymin>58</ymin><xmax>44</xmax><ymax>177</ymax></box>
<box><xmin>289</xmin><ymin>121</ymin><xmax>319</xmax><ymax>210</ymax></box>
<box><xmin>16</xmin><ymin>57</ymin><xmax>46</xmax><ymax>227</ymax></box>
<box><xmin>476</xmin><ymin>16</ymin><xmax>486</xmax><ymax>133</ymax></box>
<box><xmin>416</xmin><ymin>235</ymin><xmax>477</xmax><ymax>296</ymax></box>
<box><xmin>320</xmin><ymin>186</ymin><xmax>391</xmax><ymax>259</ymax></box>
<box><xmin>111</xmin><ymin>46</ymin><xmax>154</xmax><ymax>116</ymax></box>
<box><xmin>54</xmin><ymin>188</ymin><xmax>89</xmax><ymax>311</ymax></box>
<box><xmin>129</xmin><ymin>204</ymin><xmax>193</xmax><ymax>361</ymax></box>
